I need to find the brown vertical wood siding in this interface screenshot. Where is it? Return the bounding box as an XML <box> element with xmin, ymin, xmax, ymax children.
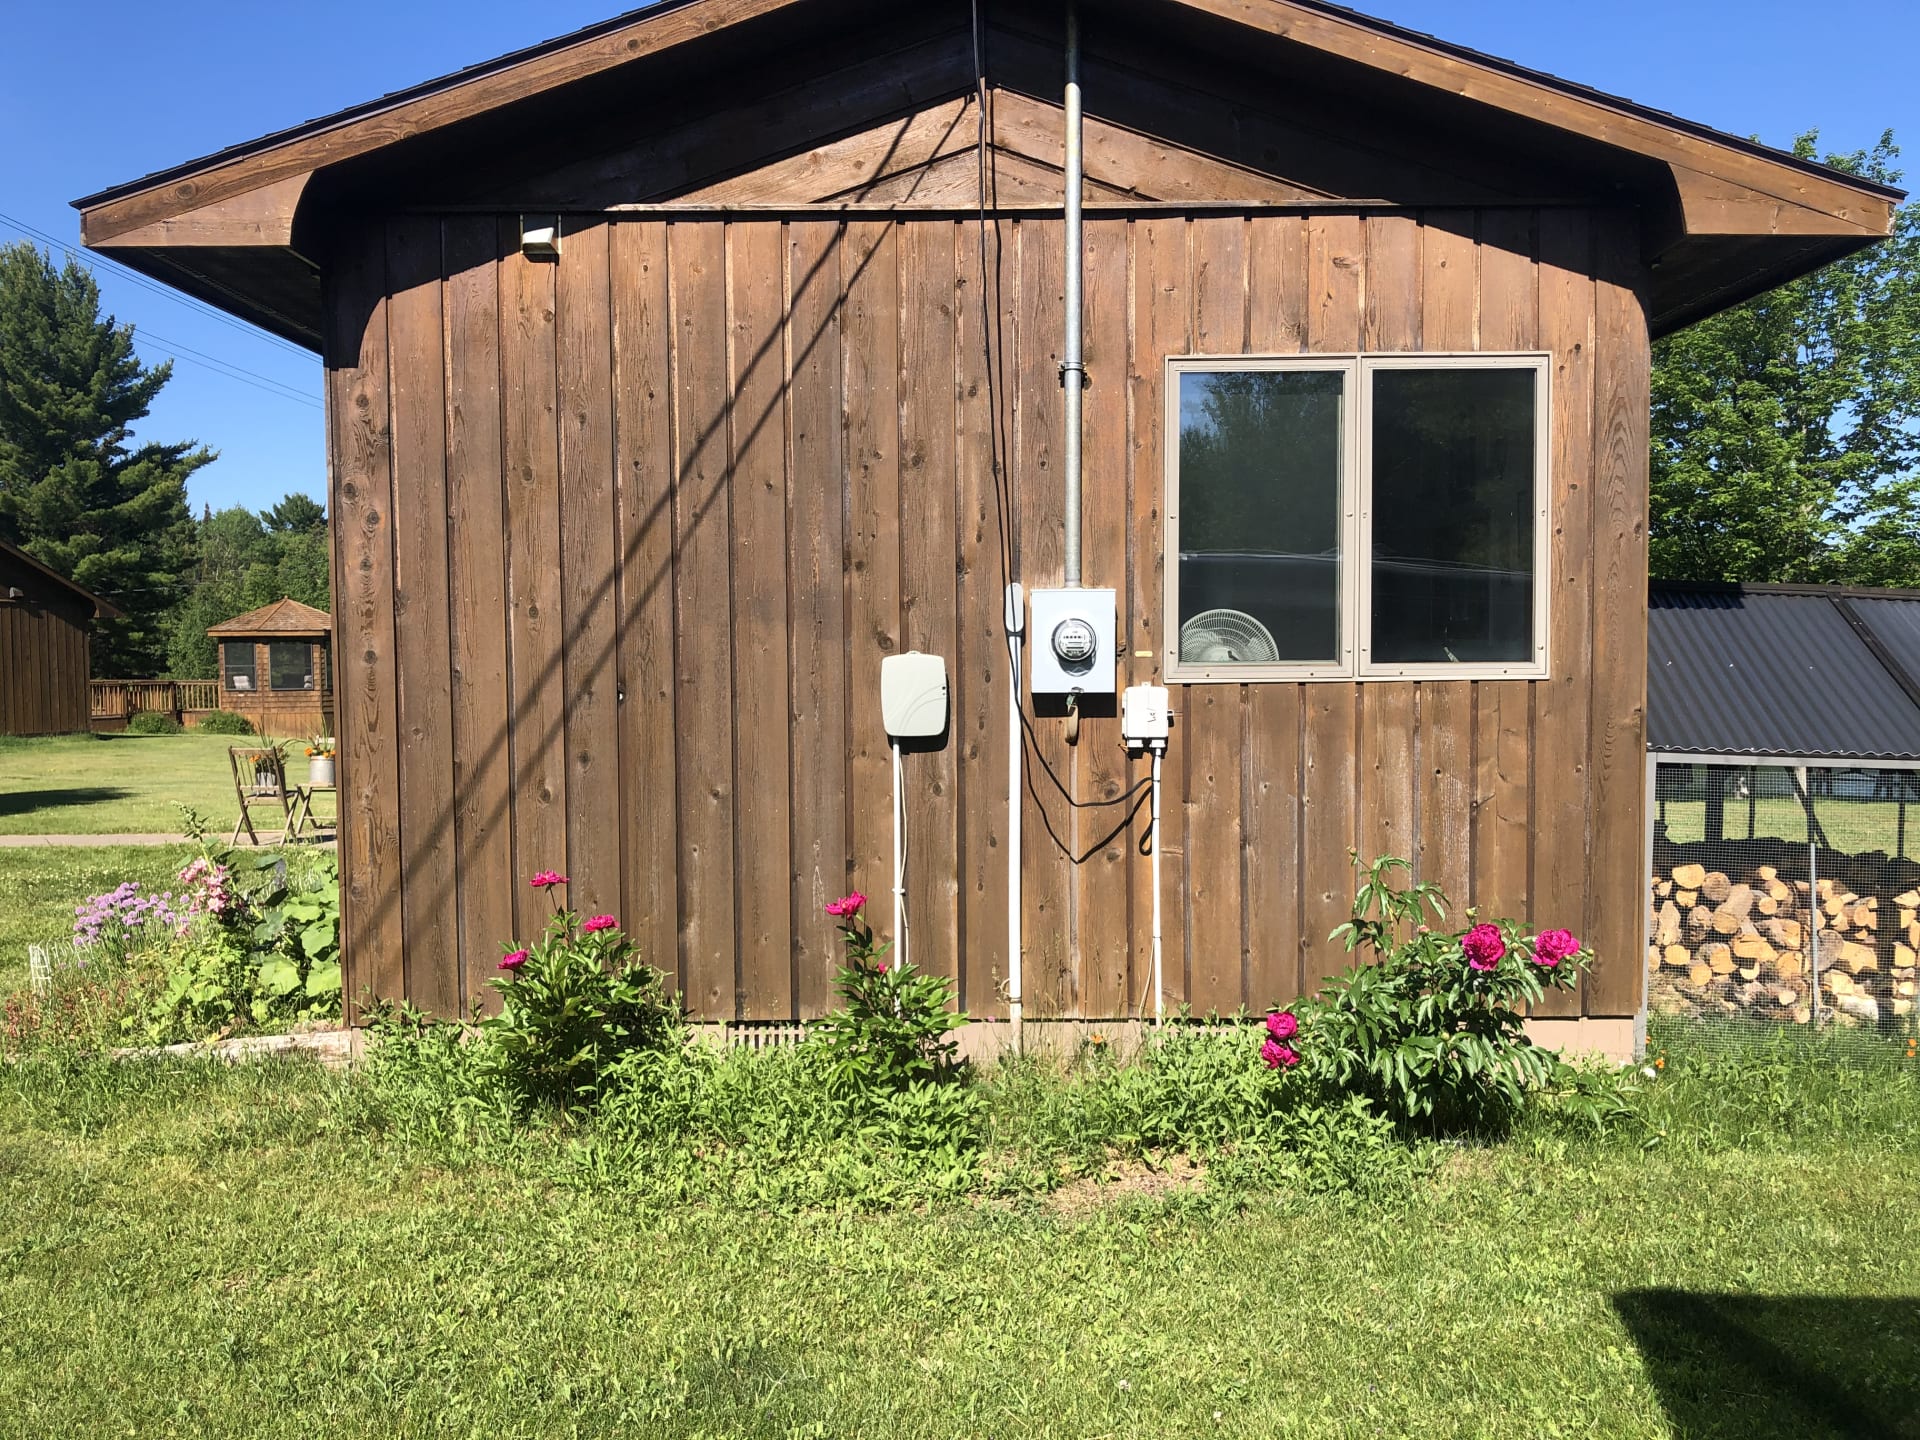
<box><xmin>324</xmin><ymin>207</ymin><xmax>1650</xmax><ymax>1021</ymax></box>
<box><xmin>0</xmin><ymin>563</ymin><xmax>93</xmax><ymax>737</ymax></box>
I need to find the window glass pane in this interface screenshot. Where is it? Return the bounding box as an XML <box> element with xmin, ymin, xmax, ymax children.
<box><xmin>1177</xmin><ymin>369</ymin><xmax>1344</xmax><ymax>665</ymax></box>
<box><xmin>1369</xmin><ymin>367</ymin><xmax>1536</xmax><ymax>664</ymax></box>
<box><xmin>223</xmin><ymin>642</ymin><xmax>255</xmax><ymax>691</ymax></box>
<box><xmin>269</xmin><ymin>641</ymin><xmax>313</xmax><ymax>691</ymax></box>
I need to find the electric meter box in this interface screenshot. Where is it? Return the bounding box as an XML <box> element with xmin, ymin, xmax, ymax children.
<box><xmin>1028</xmin><ymin>587</ymin><xmax>1116</xmax><ymax>697</ymax></box>
<box><xmin>880</xmin><ymin>651</ymin><xmax>949</xmax><ymax>738</ymax></box>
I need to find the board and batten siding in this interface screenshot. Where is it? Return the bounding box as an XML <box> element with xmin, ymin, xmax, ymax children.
<box><xmin>322</xmin><ymin>208</ymin><xmax>1649</xmax><ymax>1023</ymax></box>
<box><xmin>0</xmin><ymin>552</ymin><xmax>93</xmax><ymax>737</ymax></box>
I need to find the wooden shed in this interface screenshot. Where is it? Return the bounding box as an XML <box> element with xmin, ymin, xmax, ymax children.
<box><xmin>206</xmin><ymin>597</ymin><xmax>335</xmax><ymax>737</ymax></box>
<box><xmin>0</xmin><ymin>539</ymin><xmax>121</xmax><ymax>736</ymax></box>
<box><xmin>76</xmin><ymin>0</ymin><xmax>1900</xmax><ymax>1053</ymax></box>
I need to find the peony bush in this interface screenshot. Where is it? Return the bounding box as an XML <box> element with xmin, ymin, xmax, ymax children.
<box><xmin>1294</xmin><ymin>852</ymin><xmax>1592</xmax><ymax>1134</ymax></box>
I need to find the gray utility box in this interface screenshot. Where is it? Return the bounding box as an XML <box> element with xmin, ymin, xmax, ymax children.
<box><xmin>1028</xmin><ymin>587</ymin><xmax>1116</xmax><ymax>697</ymax></box>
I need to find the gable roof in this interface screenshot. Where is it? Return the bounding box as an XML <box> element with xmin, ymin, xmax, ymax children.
<box><xmin>0</xmin><ymin>539</ymin><xmax>125</xmax><ymax>619</ymax></box>
<box><xmin>206</xmin><ymin>597</ymin><xmax>332</xmax><ymax>638</ymax></box>
<box><xmin>1647</xmin><ymin>583</ymin><xmax>1920</xmax><ymax>762</ymax></box>
<box><xmin>73</xmin><ymin>0</ymin><xmax>1900</xmax><ymax>347</ymax></box>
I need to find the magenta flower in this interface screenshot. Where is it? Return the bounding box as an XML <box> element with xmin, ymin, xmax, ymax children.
<box><xmin>582</xmin><ymin>914</ymin><xmax>617</xmax><ymax>934</ymax></box>
<box><xmin>1532</xmin><ymin>928</ymin><xmax>1579</xmax><ymax>967</ymax></box>
<box><xmin>1265</xmin><ymin>1010</ymin><xmax>1298</xmax><ymax>1041</ymax></box>
<box><xmin>498</xmin><ymin>948</ymin><xmax>530</xmax><ymax>971</ymax></box>
<box><xmin>825</xmin><ymin>892</ymin><xmax>868</xmax><ymax>919</ymax></box>
<box><xmin>1463</xmin><ymin>922</ymin><xmax>1506</xmax><ymax>971</ymax></box>
<box><xmin>1260</xmin><ymin>1038</ymin><xmax>1301</xmax><ymax>1070</ymax></box>
<box><xmin>530</xmin><ymin>870</ymin><xmax>569</xmax><ymax>890</ymax></box>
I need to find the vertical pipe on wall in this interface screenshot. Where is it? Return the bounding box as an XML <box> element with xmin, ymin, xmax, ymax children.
<box><xmin>1006</xmin><ymin>585</ymin><xmax>1025</xmax><ymax>1049</ymax></box>
<box><xmin>1061</xmin><ymin>0</ymin><xmax>1085</xmax><ymax>587</ymax></box>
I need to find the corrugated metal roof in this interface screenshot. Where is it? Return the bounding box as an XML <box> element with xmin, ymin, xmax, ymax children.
<box><xmin>1647</xmin><ymin>584</ymin><xmax>1920</xmax><ymax>761</ymax></box>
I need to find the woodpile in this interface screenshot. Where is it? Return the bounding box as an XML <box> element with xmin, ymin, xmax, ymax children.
<box><xmin>1647</xmin><ymin>840</ymin><xmax>1920</xmax><ymax>1028</ymax></box>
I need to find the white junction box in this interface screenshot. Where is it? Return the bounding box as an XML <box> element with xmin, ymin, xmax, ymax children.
<box><xmin>880</xmin><ymin>651</ymin><xmax>949</xmax><ymax>737</ymax></box>
<box><xmin>1121</xmin><ymin>684</ymin><xmax>1171</xmax><ymax>745</ymax></box>
<box><xmin>1029</xmin><ymin>587</ymin><xmax>1116</xmax><ymax>697</ymax></box>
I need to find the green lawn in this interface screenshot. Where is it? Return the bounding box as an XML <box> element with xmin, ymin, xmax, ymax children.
<box><xmin>0</xmin><ymin>1053</ymin><xmax>1914</xmax><ymax>1438</ymax></box>
<box><xmin>0</xmin><ymin>732</ymin><xmax>335</xmax><ymax>837</ymax></box>
<box><xmin>1658</xmin><ymin>796</ymin><xmax>1916</xmax><ymax>857</ymax></box>
<box><xmin>0</xmin><ymin>843</ymin><xmax>197</xmax><ymax>990</ymax></box>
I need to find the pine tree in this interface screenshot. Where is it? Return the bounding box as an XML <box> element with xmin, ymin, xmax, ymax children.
<box><xmin>0</xmin><ymin>242</ymin><xmax>208</xmax><ymax>674</ymax></box>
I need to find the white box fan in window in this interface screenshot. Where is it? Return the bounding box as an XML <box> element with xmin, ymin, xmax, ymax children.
<box><xmin>1180</xmin><ymin>609</ymin><xmax>1279</xmax><ymax>665</ymax></box>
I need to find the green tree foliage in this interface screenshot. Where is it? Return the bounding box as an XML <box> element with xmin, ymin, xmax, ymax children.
<box><xmin>0</xmin><ymin>242</ymin><xmax>206</xmax><ymax>674</ymax></box>
<box><xmin>1651</xmin><ymin>132</ymin><xmax>1920</xmax><ymax>586</ymax></box>
<box><xmin>165</xmin><ymin>497</ymin><xmax>330</xmax><ymax>677</ymax></box>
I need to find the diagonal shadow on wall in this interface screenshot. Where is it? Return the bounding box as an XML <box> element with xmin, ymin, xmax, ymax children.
<box><xmin>1612</xmin><ymin>1289</ymin><xmax>1920</xmax><ymax>1439</ymax></box>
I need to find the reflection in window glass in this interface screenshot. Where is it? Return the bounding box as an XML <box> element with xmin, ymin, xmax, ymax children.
<box><xmin>1369</xmin><ymin>368</ymin><xmax>1536</xmax><ymax>664</ymax></box>
<box><xmin>1177</xmin><ymin>369</ymin><xmax>1344</xmax><ymax>665</ymax></box>
<box><xmin>223</xmin><ymin>641</ymin><xmax>256</xmax><ymax>692</ymax></box>
<box><xmin>269</xmin><ymin>641</ymin><xmax>313</xmax><ymax>691</ymax></box>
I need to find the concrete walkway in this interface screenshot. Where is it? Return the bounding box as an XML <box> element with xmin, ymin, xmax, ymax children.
<box><xmin>0</xmin><ymin>833</ymin><xmax>335</xmax><ymax>848</ymax></box>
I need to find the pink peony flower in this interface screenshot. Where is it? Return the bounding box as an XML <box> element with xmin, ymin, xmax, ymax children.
<box><xmin>530</xmin><ymin>870</ymin><xmax>569</xmax><ymax>890</ymax></box>
<box><xmin>1532</xmin><ymin>928</ymin><xmax>1579</xmax><ymax>967</ymax></box>
<box><xmin>498</xmin><ymin>948</ymin><xmax>530</xmax><ymax>971</ymax></box>
<box><xmin>825</xmin><ymin>892</ymin><xmax>868</xmax><ymax>919</ymax></box>
<box><xmin>582</xmin><ymin>914</ymin><xmax>617</xmax><ymax>934</ymax></box>
<box><xmin>1265</xmin><ymin>1010</ymin><xmax>1298</xmax><ymax>1041</ymax></box>
<box><xmin>1260</xmin><ymin>1038</ymin><xmax>1301</xmax><ymax>1070</ymax></box>
<box><xmin>1462</xmin><ymin>922</ymin><xmax>1506</xmax><ymax>972</ymax></box>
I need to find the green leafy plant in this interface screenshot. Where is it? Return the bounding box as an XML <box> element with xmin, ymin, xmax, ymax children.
<box><xmin>807</xmin><ymin>891</ymin><xmax>967</xmax><ymax>1095</ymax></box>
<box><xmin>195</xmin><ymin>710</ymin><xmax>255</xmax><ymax>736</ymax></box>
<box><xmin>124</xmin><ymin>711</ymin><xmax>182</xmax><ymax>735</ymax></box>
<box><xmin>483</xmin><ymin>871</ymin><xmax>681</xmax><ymax>1111</ymax></box>
<box><xmin>1304</xmin><ymin>853</ymin><xmax>1590</xmax><ymax>1135</ymax></box>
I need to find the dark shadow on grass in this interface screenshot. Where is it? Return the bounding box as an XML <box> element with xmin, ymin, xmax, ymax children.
<box><xmin>1613</xmin><ymin>1290</ymin><xmax>1920</xmax><ymax>1439</ymax></box>
<box><xmin>0</xmin><ymin>787</ymin><xmax>133</xmax><ymax>818</ymax></box>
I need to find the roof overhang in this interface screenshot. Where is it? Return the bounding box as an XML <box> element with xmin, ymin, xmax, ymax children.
<box><xmin>0</xmin><ymin>539</ymin><xmax>125</xmax><ymax>619</ymax></box>
<box><xmin>73</xmin><ymin>0</ymin><xmax>1901</xmax><ymax>349</ymax></box>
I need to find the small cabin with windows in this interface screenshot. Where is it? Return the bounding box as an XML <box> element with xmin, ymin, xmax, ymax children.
<box><xmin>77</xmin><ymin>0</ymin><xmax>1899</xmax><ymax>1054</ymax></box>
<box><xmin>207</xmin><ymin>598</ymin><xmax>333</xmax><ymax>738</ymax></box>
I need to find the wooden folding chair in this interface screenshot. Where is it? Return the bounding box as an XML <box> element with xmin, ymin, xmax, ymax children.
<box><xmin>229</xmin><ymin>747</ymin><xmax>294</xmax><ymax>846</ymax></box>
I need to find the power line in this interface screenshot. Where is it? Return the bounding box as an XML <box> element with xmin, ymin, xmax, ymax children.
<box><xmin>0</xmin><ymin>210</ymin><xmax>317</xmax><ymax>362</ymax></box>
<box><xmin>131</xmin><ymin>328</ymin><xmax>323</xmax><ymax>410</ymax></box>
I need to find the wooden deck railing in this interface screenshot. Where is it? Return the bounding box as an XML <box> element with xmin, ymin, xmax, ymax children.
<box><xmin>91</xmin><ymin>678</ymin><xmax>239</xmax><ymax>720</ymax></box>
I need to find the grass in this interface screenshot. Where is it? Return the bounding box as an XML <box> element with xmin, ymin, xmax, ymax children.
<box><xmin>0</xmin><ymin>843</ymin><xmax>197</xmax><ymax>990</ymax></box>
<box><xmin>1657</xmin><ymin>796</ymin><xmax>1916</xmax><ymax>857</ymax></box>
<box><xmin>0</xmin><ymin>1039</ymin><xmax>1916</xmax><ymax>1437</ymax></box>
<box><xmin>0</xmin><ymin>731</ymin><xmax>337</xmax><ymax>837</ymax></box>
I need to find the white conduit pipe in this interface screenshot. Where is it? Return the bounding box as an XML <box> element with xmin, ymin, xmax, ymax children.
<box><xmin>1006</xmin><ymin>614</ymin><xmax>1024</xmax><ymax>1049</ymax></box>
<box><xmin>1150</xmin><ymin>746</ymin><xmax>1165</xmax><ymax>1025</ymax></box>
<box><xmin>891</xmin><ymin>739</ymin><xmax>907</xmax><ymax>972</ymax></box>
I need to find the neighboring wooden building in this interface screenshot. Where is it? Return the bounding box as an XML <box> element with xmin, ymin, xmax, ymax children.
<box><xmin>207</xmin><ymin>598</ymin><xmax>335</xmax><ymax>737</ymax></box>
<box><xmin>0</xmin><ymin>539</ymin><xmax>121</xmax><ymax>736</ymax></box>
<box><xmin>78</xmin><ymin>0</ymin><xmax>1900</xmax><ymax>1051</ymax></box>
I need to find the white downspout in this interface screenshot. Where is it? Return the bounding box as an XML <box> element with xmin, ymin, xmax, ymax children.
<box><xmin>1062</xmin><ymin>0</ymin><xmax>1085</xmax><ymax>588</ymax></box>
<box><xmin>1150</xmin><ymin>745</ymin><xmax>1165</xmax><ymax>1025</ymax></box>
<box><xmin>891</xmin><ymin>738</ymin><xmax>906</xmax><ymax>972</ymax></box>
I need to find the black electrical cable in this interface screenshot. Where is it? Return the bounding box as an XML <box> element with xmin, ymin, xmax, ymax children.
<box><xmin>970</xmin><ymin>0</ymin><xmax>1147</xmax><ymax>862</ymax></box>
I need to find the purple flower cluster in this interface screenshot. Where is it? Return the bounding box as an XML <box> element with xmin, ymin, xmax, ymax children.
<box><xmin>73</xmin><ymin>882</ymin><xmax>188</xmax><ymax>955</ymax></box>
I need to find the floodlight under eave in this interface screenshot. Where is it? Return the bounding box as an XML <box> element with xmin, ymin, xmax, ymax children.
<box><xmin>520</xmin><ymin>220</ymin><xmax>560</xmax><ymax>260</ymax></box>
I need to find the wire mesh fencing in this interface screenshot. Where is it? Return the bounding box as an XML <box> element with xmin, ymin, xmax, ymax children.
<box><xmin>1647</xmin><ymin>761</ymin><xmax>1920</xmax><ymax>1054</ymax></box>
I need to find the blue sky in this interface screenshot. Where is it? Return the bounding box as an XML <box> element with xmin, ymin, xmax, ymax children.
<box><xmin>3</xmin><ymin>0</ymin><xmax>1914</xmax><ymax>517</ymax></box>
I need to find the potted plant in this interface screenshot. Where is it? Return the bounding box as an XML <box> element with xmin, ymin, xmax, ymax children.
<box><xmin>251</xmin><ymin>741</ymin><xmax>291</xmax><ymax>795</ymax></box>
<box><xmin>304</xmin><ymin>737</ymin><xmax>336</xmax><ymax>788</ymax></box>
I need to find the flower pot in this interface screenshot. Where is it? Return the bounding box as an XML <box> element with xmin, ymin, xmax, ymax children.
<box><xmin>309</xmin><ymin>756</ymin><xmax>336</xmax><ymax>787</ymax></box>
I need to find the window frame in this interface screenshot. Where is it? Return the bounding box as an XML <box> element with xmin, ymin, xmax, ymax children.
<box><xmin>222</xmin><ymin>640</ymin><xmax>257</xmax><ymax>692</ymax></box>
<box><xmin>267</xmin><ymin>640</ymin><xmax>314</xmax><ymax>692</ymax></box>
<box><xmin>1164</xmin><ymin>351</ymin><xmax>1552</xmax><ymax>684</ymax></box>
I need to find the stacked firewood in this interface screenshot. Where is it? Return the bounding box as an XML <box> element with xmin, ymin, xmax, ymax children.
<box><xmin>1646</xmin><ymin>849</ymin><xmax>1920</xmax><ymax>1026</ymax></box>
